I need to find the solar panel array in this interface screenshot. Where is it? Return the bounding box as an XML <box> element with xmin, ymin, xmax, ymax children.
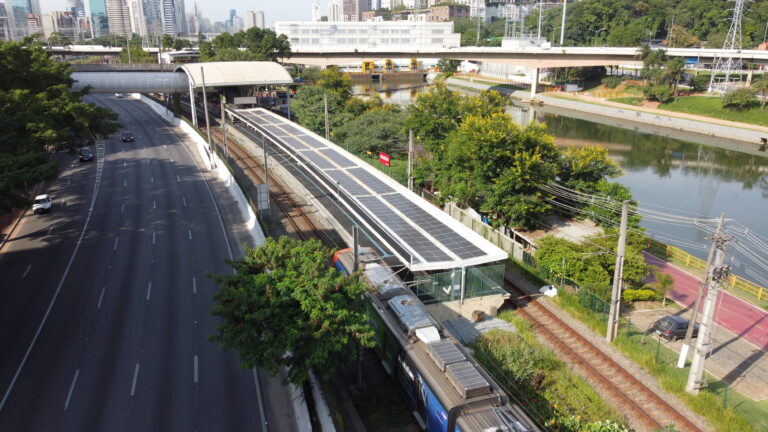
<box><xmin>233</xmin><ymin>108</ymin><xmax>499</xmax><ymax>269</ymax></box>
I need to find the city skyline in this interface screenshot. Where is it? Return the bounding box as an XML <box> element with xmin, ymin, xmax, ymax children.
<box><xmin>39</xmin><ymin>0</ymin><xmax>319</xmax><ymax>26</ymax></box>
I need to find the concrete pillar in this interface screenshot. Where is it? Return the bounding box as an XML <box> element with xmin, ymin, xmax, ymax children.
<box><xmin>188</xmin><ymin>80</ymin><xmax>198</xmax><ymax>126</ymax></box>
<box><xmin>531</xmin><ymin>67</ymin><xmax>540</xmax><ymax>98</ymax></box>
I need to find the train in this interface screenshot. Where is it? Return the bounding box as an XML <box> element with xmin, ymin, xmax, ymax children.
<box><xmin>334</xmin><ymin>247</ymin><xmax>540</xmax><ymax>432</ymax></box>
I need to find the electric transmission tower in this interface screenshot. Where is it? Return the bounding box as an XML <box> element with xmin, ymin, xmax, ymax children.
<box><xmin>708</xmin><ymin>0</ymin><xmax>747</xmax><ymax>93</ymax></box>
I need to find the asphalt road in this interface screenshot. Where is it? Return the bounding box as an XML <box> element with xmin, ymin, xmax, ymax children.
<box><xmin>0</xmin><ymin>95</ymin><xmax>267</xmax><ymax>431</ymax></box>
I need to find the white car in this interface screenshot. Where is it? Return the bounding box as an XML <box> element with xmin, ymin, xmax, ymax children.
<box><xmin>115</xmin><ymin>93</ymin><xmax>124</xmax><ymax>98</ymax></box>
<box><xmin>32</xmin><ymin>194</ymin><xmax>52</xmax><ymax>214</ymax></box>
<box><xmin>539</xmin><ymin>285</ymin><xmax>558</xmax><ymax>297</ymax></box>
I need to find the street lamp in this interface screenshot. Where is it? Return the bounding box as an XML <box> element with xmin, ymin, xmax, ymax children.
<box><xmin>594</xmin><ymin>28</ymin><xmax>607</xmax><ymax>47</ymax></box>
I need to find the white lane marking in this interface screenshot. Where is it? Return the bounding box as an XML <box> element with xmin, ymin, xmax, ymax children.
<box><xmin>192</xmin><ymin>277</ymin><xmax>196</xmax><ymax>294</ymax></box>
<box><xmin>150</xmin><ymin>176</ymin><xmax>154</xmax><ymax>184</ymax></box>
<box><xmin>170</xmin><ymin>157</ymin><xmax>173</xmax><ymax>163</ymax></box>
<box><xmin>22</xmin><ymin>265</ymin><xmax>31</xmax><ymax>278</ymax></box>
<box><xmin>193</xmin><ymin>355</ymin><xmax>199</xmax><ymax>383</ymax></box>
<box><xmin>113</xmin><ymin>237</ymin><xmax>119</xmax><ymax>251</ymax></box>
<box><xmin>123</xmin><ymin>179</ymin><xmax>127</xmax><ymax>187</ymax></box>
<box><xmin>153</xmin><ymin>200</ymin><xmax>156</xmax><ymax>209</ymax></box>
<box><xmin>176</xmin><ymin>174</ymin><xmax>180</xmax><ymax>182</ymax></box>
<box><xmin>152</xmin><ymin>232</ymin><xmax>156</xmax><ymax>245</ymax></box>
<box><xmin>97</xmin><ymin>287</ymin><xmax>106</xmax><ymax>309</ymax></box>
<box><xmin>130</xmin><ymin>363</ymin><xmax>140</xmax><ymax>396</ymax></box>
<box><xmin>121</xmin><ymin>203</ymin><xmax>124</xmax><ymax>214</ymax></box>
<box><xmin>47</xmin><ymin>226</ymin><xmax>53</xmax><ymax>236</ymax></box>
<box><xmin>182</xmin><ymin>197</ymin><xmax>187</xmax><ymax>207</ymax></box>
<box><xmin>123</xmin><ymin>162</ymin><xmax>126</xmax><ymax>167</ymax></box>
<box><xmin>163</xmin><ymin>144</ymin><xmax>167</xmax><ymax>149</ymax></box>
<box><xmin>146</xmin><ymin>281</ymin><xmax>152</xmax><ymax>301</ymax></box>
<box><xmin>67</xmin><ymin>179</ymin><xmax>71</xmax><ymax>187</ymax></box>
<box><xmin>64</xmin><ymin>369</ymin><xmax>79</xmax><ymax>410</ymax></box>
<box><xmin>122</xmin><ymin>147</ymin><xmax>125</xmax><ymax>152</ymax></box>
<box><xmin>188</xmin><ymin>230</ymin><xmax>192</xmax><ymax>240</ymax></box>
<box><xmin>0</xmin><ymin>139</ymin><xmax>106</xmax><ymax>414</ymax></box>
<box><xmin>252</xmin><ymin>369</ymin><xmax>267</xmax><ymax>430</ymax></box>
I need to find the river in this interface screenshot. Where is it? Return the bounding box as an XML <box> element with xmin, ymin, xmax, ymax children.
<box><xmin>353</xmin><ymin>82</ymin><xmax>768</xmax><ymax>284</ymax></box>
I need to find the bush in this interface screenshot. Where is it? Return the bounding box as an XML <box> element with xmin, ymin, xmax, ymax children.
<box><xmin>622</xmin><ymin>288</ymin><xmax>657</xmax><ymax>302</ymax></box>
<box><xmin>643</xmin><ymin>85</ymin><xmax>674</xmax><ymax>103</ymax></box>
<box><xmin>722</xmin><ymin>88</ymin><xmax>758</xmax><ymax>111</ymax></box>
<box><xmin>601</xmin><ymin>76</ymin><xmax>623</xmax><ymax>89</ymax></box>
<box><xmin>689</xmin><ymin>75</ymin><xmax>710</xmax><ymax>92</ymax></box>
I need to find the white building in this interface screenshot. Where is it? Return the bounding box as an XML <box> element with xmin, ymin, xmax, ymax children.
<box><xmin>275</xmin><ymin>20</ymin><xmax>460</xmax><ymax>51</ymax></box>
<box><xmin>328</xmin><ymin>0</ymin><xmax>342</xmax><ymax>22</ymax></box>
<box><xmin>311</xmin><ymin>1</ymin><xmax>321</xmax><ymax>22</ymax></box>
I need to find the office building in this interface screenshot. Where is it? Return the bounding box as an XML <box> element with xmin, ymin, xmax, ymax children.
<box><xmin>342</xmin><ymin>0</ymin><xmax>366</xmax><ymax>21</ymax></box>
<box><xmin>311</xmin><ymin>1</ymin><xmax>321</xmax><ymax>22</ymax></box>
<box><xmin>328</xmin><ymin>0</ymin><xmax>342</xmax><ymax>22</ymax></box>
<box><xmin>429</xmin><ymin>4</ymin><xmax>469</xmax><ymax>21</ymax></box>
<box><xmin>106</xmin><ymin>0</ymin><xmax>131</xmax><ymax>37</ymax></box>
<box><xmin>0</xmin><ymin>2</ymin><xmax>10</xmax><ymax>41</ymax></box>
<box><xmin>244</xmin><ymin>10</ymin><xmax>264</xmax><ymax>30</ymax></box>
<box><xmin>88</xmin><ymin>0</ymin><xmax>109</xmax><ymax>37</ymax></box>
<box><xmin>275</xmin><ymin>20</ymin><xmax>460</xmax><ymax>51</ymax></box>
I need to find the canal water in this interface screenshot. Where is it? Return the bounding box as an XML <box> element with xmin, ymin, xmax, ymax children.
<box><xmin>354</xmin><ymin>83</ymin><xmax>768</xmax><ymax>283</ymax></box>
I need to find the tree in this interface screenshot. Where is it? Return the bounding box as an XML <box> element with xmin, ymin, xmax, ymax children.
<box><xmin>0</xmin><ymin>39</ymin><xmax>120</xmax><ymax>212</ymax></box>
<box><xmin>317</xmin><ymin>66</ymin><xmax>353</xmax><ymax>100</ymax></box>
<box><xmin>558</xmin><ymin>145</ymin><xmax>622</xmax><ymax>191</ymax></box>
<box><xmin>643</xmin><ymin>266</ymin><xmax>675</xmax><ymax>305</ymax></box>
<box><xmin>437</xmin><ymin>58</ymin><xmax>461</xmax><ymax>74</ymax></box>
<box><xmin>46</xmin><ymin>32</ymin><xmax>72</xmax><ymax>46</ymax></box>
<box><xmin>209</xmin><ymin>237</ymin><xmax>375</xmax><ymax>385</ymax></box>
<box><xmin>119</xmin><ymin>42</ymin><xmax>155</xmax><ymax>63</ymax></box>
<box><xmin>751</xmin><ymin>74</ymin><xmax>768</xmax><ymax>112</ymax></box>
<box><xmin>291</xmin><ymin>85</ymin><xmax>346</xmax><ymax>136</ymax></box>
<box><xmin>662</xmin><ymin>57</ymin><xmax>685</xmax><ymax>97</ymax></box>
<box><xmin>200</xmin><ymin>27</ymin><xmax>291</xmax><ymax>62</ymax></box>
<box><xmin>722</xmin><ymin>88</ymin><xmax>758</xmax><ymax>111</ymax></box>
<box><xmin>333</xmin><ymin>107</ymin><xmax>407</xmax><ymax>155</ymax></box>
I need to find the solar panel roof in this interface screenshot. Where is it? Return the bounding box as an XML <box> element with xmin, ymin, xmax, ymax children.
<box><xmin>230</xmin><ymin>107</ymin><xmax>508</xmax><ymax>271</ymax></box>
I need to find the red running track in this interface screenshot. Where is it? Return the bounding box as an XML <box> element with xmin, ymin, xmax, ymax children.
<box><xmin>644</xmin><ymin>252</ymin><xmax>768</xmax><ymax>351</ymax></box>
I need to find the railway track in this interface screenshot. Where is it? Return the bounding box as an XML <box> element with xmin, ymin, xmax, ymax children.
<box><xmin>504</xmin><ymin>281</ymin><xmax>705</xmax><ymax>432</ymax></box>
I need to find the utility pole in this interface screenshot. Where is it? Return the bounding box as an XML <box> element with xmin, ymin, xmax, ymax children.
<box><xmin>686</xmin><ymin>239</ymin><xmax>729</xmax><ymax>394</ymax></box>
<box><xmin>476</xmin><ymin>13</ymin><xmax>481</xmax><ymax>46</ymax></box>
<box><xmin>537</xmin><ymin>0</ymin><xmax>543</xmax><ymax>39</ymax></box>
<box><xmin>559</xmin><ymin>0</ymin><xmax>567</xmax><ymax>46</ymax></box>
<box><xmin>407</xmin><ymin>129</ymin><xmax>414</xmax><ymax>192</ymax></box>
<box><xmin>200</xmin><ymin>67</ymin><xmax>213</xmax><ymax>156</ymax></box>
<box><xmin>323</xmin><ymin>94</ymin><xmax>330</xmax><ymax>141</ymax></box>
<box><xmin>678</xmin><ymin>213</ymin><xmax>726</xmax><ymax>368</ymax></box>
<box><xmin>221</xmin><ymin>98</ymin><xmax>228</xmax><ymax>158</ymax></box>
<box><xmin>606</xmin><ymin>200</ymin><xmax>629</xmax><ymax>342</ymax></box>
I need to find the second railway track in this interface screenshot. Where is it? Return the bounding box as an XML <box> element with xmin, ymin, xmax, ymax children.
<box><xmin>505</xmin><ymin>281</ymin><xmax>705</xmax><ymax>432</ymax></box>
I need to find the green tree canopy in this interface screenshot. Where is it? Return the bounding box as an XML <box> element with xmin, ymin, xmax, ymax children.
<box><xmin>200</xmin><ymin>27</ymin><xmax>291</xmax><ymax>62</ymax></box>
<box><xmin>558</xmin><ymin>145</ymin><xmax>622</xmax><ymax>191</ymax></box>
<box><xmin>317</xmin><ymin>66</ymin><xmax>353</xmax><ymax>100</ymax></box>
<box><xmin>291</xmin><ymin>85</ymin><xmax>346</xmax><ymax>136</ymax></box>
<box><xmin>333</xmin><ymin>106</ymin><xmax>407</xmax><ymax>155</ymax></box>
<box><xmin>209</xmin><ymin>237</ymin><xmax>375</xmax><ymax>385</ymax></box>
<box><xmin>0</xmin><ymin>39</ymin><xmax>120</xmax><ymax>212</ymax></box>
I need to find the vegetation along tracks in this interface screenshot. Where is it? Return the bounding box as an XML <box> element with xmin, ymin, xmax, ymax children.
<box><xmin>504</xmin><ymin>280</ymin><xmax>704</xmax><ymax>432</ymax></box>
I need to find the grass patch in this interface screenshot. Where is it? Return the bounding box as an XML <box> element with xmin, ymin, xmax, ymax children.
<box><xmin>474</xmin><ymin>311</ymin><xmax>628</xmax><ymax>431</ymax></box>
<box><xmin>507</xmin><ymin>259</ymin><xmax>759</xmax><ymax>431</ymax></box>
<box><xmin>607</xmin><ymin>97</ymin><xmax>644</xmax><ymax>106</ymax></box>
<box><xmin>659</xmin><ymin>96</ymin><xmax>768</xmax><ymax>128</ymax></box>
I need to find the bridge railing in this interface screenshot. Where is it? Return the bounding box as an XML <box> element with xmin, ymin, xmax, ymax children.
<box><xmin>70</xmin><ymin>63</ymin><xmax>178</xmax><ymax>72</ymax></box>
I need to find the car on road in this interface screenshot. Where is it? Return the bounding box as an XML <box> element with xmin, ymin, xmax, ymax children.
<box><xmin>121</xmin><ymin>131</ymin><xmax>134</xmax><ymax>142</ymax></box>
<box><xmin>115</xmin><ymin>93</ymin><xmax>124</xmax><ymax>98</ymax></box>
<box><xmin>650</xmin><ymin>315</ymin><xmax>700</xmax><ymax>341</ymax></box>
<box><xmin>32</xmin><ymin>194</ymin><xmax>52</xmax><ymax>214</ymax></box>
<box><xmin>79</xmin><ymin>148</ymin><xmax>94</xmax><ymax>162</ymax></box>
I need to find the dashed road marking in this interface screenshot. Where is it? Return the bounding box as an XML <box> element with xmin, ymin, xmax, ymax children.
<box><xmin>152</xmin><ymin>232</ymin><xmax>156</xmax><ymax>245</ymax></box>
<box><xmin>97</xmin><ymin>287</ymin><xmax>106</xmax><ymax>309</ymax></box>
<box><xmin>130</xmin><ymin>363</ymin><xmax>140</xmax><ymax>396</ymax></box>
<box><xmin>188</xmin><ymin>230</ymin><xmax>192</xmax><ymax>240</ymax></box>
<box><xmin>64</xmin><ymin>369</ymin><xmax>79</xmax><ymax>410</ymax></box>
<box><xmin>182</xmin><ymin>197</ymin><xmax>187</xmax><ymax>207</ymax></box>
<box><xmin>47</xmin><ymin>226</ymin><xmax>53</xmax><ymax>236</ymax></box>
<box><xmin>123</xmin><ymin>179</ymin><xmax>127</xmax><ymax>187</ymax></box>
<box><xmin>150</xmin><ymin>176</ymin><xmax>154</xmax><ymax>184</ymax></box>
<box><xmin>146</xmin><ymin>281</ymin><xmax>152</xmax><ymax>301</ymax></box>
<box><xmin>194</xmin><ymin>355</ymin><xmax>199</xmax><ymax>383</ymax></box>
<box><xmin>192</xmin><ymin>277</ymin><xmax>196</xmax><ymax>294</ymax></box>
<box><xmin>121</xmin><ymin>203</ymin><xmax>124</xmax><ymax>214</ymax></box>
<box><xmin>176</xmin><ymin>174</ymin><xmax>180</xmax><ymax>182</ymax></box>
<box><xmin>113</xmin><ymin>237</ymin><xmax>119</xmax><ymax>251</ymax></box>
<box><xmin>153</xmin><ymin>200</ymin><xmax>156</xmax><ymax>209</ymax></box>
<box><xmin>22</xmin><ymin>264</ymin><xmax>31</xmax><ymax>278</ymax></box>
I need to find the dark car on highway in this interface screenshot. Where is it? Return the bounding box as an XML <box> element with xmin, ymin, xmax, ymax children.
<box><xmin>79</xmin><ymin>148</ymin><xmax>94</xmax><ymax>162</ymax></box>
<box><xmin>121</xmin><ymin>131</ymin><xmax>134</xmax><ymax>142</ymax></box>
<box><xmin>650</xmin><ymin>315</ymin><xmax>700</xmax><ymax>341</ymax></box>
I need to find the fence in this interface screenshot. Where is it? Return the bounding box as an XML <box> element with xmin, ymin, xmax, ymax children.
<box><xmin>646</xmin><ymin>238</ymin><xmax>768</xmax><ymax>303</ymax></box>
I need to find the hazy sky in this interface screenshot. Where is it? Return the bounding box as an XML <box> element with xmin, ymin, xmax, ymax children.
<box><xmin>40</xmin><ymin>0</ymin><xmax>322</xmax><ymax>27</ymax></box>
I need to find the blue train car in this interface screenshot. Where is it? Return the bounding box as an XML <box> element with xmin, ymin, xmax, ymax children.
<box><xmin>334</xmin><ymin>248</ymin><xmax>539</xmax><ymax>432</ymax></box>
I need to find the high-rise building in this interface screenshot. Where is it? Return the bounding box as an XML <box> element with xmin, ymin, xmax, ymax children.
<box><xmin>311</xmin><ymin>1</ymin><xmax>321</xmax><ymax>22</ymax></box>
<box><xmin>228</xmin><ymin>8</ymin><xmax>235</xmax><ymax>25</ymax></box>
<box><xmin>88</xmin><ymin>0</ymin><xmax>109</xmax><ymax>37</ymax></box>
<box><xmin>106</xmin><ymin>0</ymin><xmax>131</xmax><ymax>37</ymax></box>
<box><xmin>328</xmin><ymin>0</ymin><xmax>342</xmax><ymax>22</ymax></box>
<box><xmin>174</xmin><ymin>0</ymin><xmax>186</xmax><ymax>34</ymax></box>
<box><xmin>342</xmin><ymin>0</ymin><xmax>366</xmax><ymax>21</ymax></box>
<box><xmin>0</xmin><ymin>2</ymin><xmax>10</xmax><ymax>41</ymax></box>
<box><xmin>160</xmin><ymin>0</ymin><xmax>185</xmax><ymax>34</ymax></box>
<box><xmin>255</xmin><ymin>10</ymin><xmax>263</xmax><ymax>29</ymax></box>
<box><xmin>142</xmin><ymin>0</ymin><xmax>162</xmax><ymax>36</ymax></box>
<box><xmin>244</xmin><ymin>10</ymin><xmax>264</xmax><ymax>30</ymax></box>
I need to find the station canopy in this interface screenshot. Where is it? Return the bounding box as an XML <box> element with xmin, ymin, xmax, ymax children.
<box><xmin>176</xmin><ymin>62</ymin><xmax>294</xmax><ymax>89</ymax></box>
<box><xmin>230</xmin><ymin>107</ymin><xmax>509</xmax><ymax>272</ymax></box>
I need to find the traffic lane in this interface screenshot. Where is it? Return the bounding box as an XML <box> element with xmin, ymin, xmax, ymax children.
<box><xmin>0</xmin><ymin>152</ymin><xmax>98</xmax><ymax>414</ymax></box>
<box><xmin>645</xmin><ymin>252</ymin><xmax>768</xmax><ymax>349</ymax></box>
<box><xmin>0</xmin><ymin>138</ymin><xmax>143</xmax><ymax>429</ymax></box>
<box><xmin>126</xmin><ymin>98</ymin><xmax>265</xmax><ymax>430</ymax></box>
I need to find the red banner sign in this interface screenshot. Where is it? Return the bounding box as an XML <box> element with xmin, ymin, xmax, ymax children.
<box><xmin>379</xmin><ymin>152</ymin><xmax>391</xmax><ymax>167</ymax></box>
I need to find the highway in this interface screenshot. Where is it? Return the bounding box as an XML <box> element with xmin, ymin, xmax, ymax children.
<box><xmin>0</xmin><ymin>95</ymin><xmax>268</xmax><ymax>431</ymax></box>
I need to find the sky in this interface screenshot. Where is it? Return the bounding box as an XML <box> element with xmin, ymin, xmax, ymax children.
<box><xmin>40</xmin><ymin>0</ymin><xmax>321</xmax><ymax>27</ymax></box>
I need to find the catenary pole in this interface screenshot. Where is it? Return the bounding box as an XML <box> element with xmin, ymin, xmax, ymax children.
<box><xmin>559</xmin><ymin>0</ymin><xmax>567</xmax><ymax>45</ymax></box>
<box><xmin>677</xmin><ymin>213</ymin><xmax>725</xmax><ymax>368</ymax></box>
<box><xmin>407</xmin><ymin>130</ymin><xmax>414</xmax><ymax>192</ymax></box>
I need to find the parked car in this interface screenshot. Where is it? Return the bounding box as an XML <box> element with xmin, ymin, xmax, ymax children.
<box><xmin>32</xmin><ymin>194</ymin><xmax>52</xmax><ymax>214</ymax></box>
<box><xmin>79</xmin><ymin>148</ymin><xmax>94</xmax><ymax>162</ymax></box>
<box><xmin>121</xmin><ymin>131</ymin><xmax>134</xmax><ymax>142</ymax></box>
<box><xmin>650</xmin><ymin>315</ymin><xmax>699</xmax><ymax>341</ymax></box>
